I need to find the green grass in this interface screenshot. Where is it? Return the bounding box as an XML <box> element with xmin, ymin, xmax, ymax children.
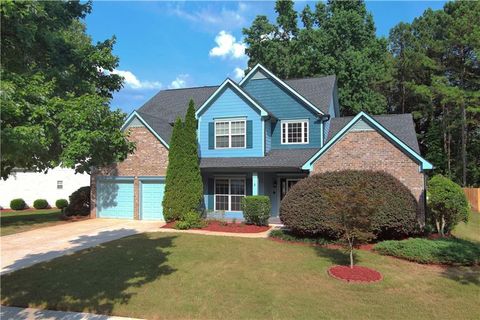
<box><xmin>1</xmin><ymin>232</ymin><xmax>479</xmax><ymax>319</ymax></box>
<box><xmin>0</xmin><ymin>209</ymin><xmax>65</xmax><ymax>236</ymax></box>
<box><xmin>374</xmin><ymin>238</ymin><xmax>480</xmax><ymax>265</ymax></box>
<box><xmin>453</xmin><ymin>211</ymin><xmax>480</xmax><ymax>243</ymax></box>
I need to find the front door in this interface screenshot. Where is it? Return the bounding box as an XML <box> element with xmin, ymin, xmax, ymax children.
<box><xmin>280</xmin><ymin>178</ymin><xmax>301</xmax><ymax>200</ymax></box>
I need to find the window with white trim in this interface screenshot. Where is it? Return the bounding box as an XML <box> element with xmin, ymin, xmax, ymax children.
<box><xmin>57</xmin><ymin>180</ymin><xmax>63</xmax><ymax>189</ymax></box>
<box><xmin>215</xmin><ymin>178</ymin><xmax>245</xmax><ymax>211</ymax></box>
<box><xmin>215</xmin><ymin>119</ymin><xmax>246</xmax><ymax>149</ymax></box>
<box><xmin>281</xmin><ymin>120</ymin><xmax>309</xmax><ymax>144</ymax></box>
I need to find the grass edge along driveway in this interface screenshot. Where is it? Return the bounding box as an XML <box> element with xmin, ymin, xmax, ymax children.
<box><xmin>1</xmin><ymin>231</ymin><xmax>479</xmax><ymax>320</ymax></box>
<box><xmin>0</xmin><ymin>209</ymin><xmax>67</xmax><ymax>236</ymax></box>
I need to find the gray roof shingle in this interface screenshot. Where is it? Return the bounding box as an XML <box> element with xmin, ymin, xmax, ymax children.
<box><xmin>327</xmin><ymin>113</ymin><xmax>420</xmax><ymax>153</ymax></box>
<box><xmin>136</xmin><ymin>111</ymin><xmax>173</xmax><ymax>144</ymax></box>
<box><xmin>137</xmin><ymin>75</ymin><xmax>337</xmax><ymax>124</ymax></box>
<box><xmin>200</xmin><ymin>148</ymin><xmax>320</xmax><ymax>170</ymax></box>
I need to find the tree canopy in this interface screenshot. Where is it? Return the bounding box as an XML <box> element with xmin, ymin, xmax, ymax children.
<box><xmin>0</xmin><ymin>0</ymin><xmax>134</xmax><ymax>179</ymax></box>
<box><xmin>243</xmin><ymin>0</ymin><xmax>391</xmax><ymax>115</ymax></box>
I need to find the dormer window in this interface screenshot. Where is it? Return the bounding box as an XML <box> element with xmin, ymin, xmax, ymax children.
<box><xmin>215</xmin><ymin>119</ymin><xmax>246</xmax><ymax>149</ymax></box>
<box><xmin>281</xmin><ymin>119</ymin><xmax>309</xmax><ymax>144</ymax></box>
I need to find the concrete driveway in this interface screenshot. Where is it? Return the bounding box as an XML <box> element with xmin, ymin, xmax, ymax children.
<box><xmin>1</xmin><ymin>219</ymin><xmax>163</xmax><ymax>275</ymax></box>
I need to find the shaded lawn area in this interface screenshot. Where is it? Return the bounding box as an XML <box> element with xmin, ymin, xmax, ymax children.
<box><xmin>1</xmin><ymin>232</ymin><xmax>479</xmax><ymax>320</ymax></box>
<box><xmin>453</xmin><ymin>211</ymin><xmax>480</xmax><ymax>243</ymax></box>
<box><xmin>0</xmin><ymin>209</ymin><xmax>65</xmax><ymax>236</ymax></box>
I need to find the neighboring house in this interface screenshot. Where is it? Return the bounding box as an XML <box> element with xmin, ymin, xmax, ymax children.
<box><xmin>90</xmin><ymin>64</ymin><xmax>432</xmax><ymax>223</ymax></box>
<box><xmin>0</xmin><ymin>167</ymin><xmax>90</xmax><ymax>209</ymax></box>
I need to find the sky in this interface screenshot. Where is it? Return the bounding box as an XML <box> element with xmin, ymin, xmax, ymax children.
<box><xmin>84</xmin><ymin>1</ymin><xmax>448</xmax><ymax>114</ymax></box>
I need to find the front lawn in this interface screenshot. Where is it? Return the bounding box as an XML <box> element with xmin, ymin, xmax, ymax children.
<box><xmin>1</xmin><ymin>232</ymin><xmax>479</xmax><ymax>319</ymax></box>
<box><xmin>453</xmin><ymin>211</ymin><xmax>480</xmax><ymax>243</ymax></box>
<box><xmin>0</xmin><ymin>209</ymin><xmax>65</xmax><ymax>236</ymax></box>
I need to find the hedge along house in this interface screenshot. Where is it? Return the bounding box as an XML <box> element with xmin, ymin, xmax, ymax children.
<box><xmin>90</xmin><ymin>64</ymin><xmax>433</xmax><ymax>223</ymax></box>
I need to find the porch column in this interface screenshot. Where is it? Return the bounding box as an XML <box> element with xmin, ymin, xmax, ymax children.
<box><xmin>252</xmin><ymin>172</ymin><xmax>259</xmax><ymax>195</ymax></box>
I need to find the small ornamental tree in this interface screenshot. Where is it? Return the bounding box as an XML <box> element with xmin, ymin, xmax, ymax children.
<box><xmin>163</xmin><ymin>100</ymin><xmax>203</xmax><ymax>221</ymax></box>
<box><xmin>428</xmin><ymin>175</ymin><xmax>470</xmax><ymax>236</ymax></box>
<box><xmin>324</xmin><ymin>184</ymin><xmax>376</xmax><ymax>268</ymax></box>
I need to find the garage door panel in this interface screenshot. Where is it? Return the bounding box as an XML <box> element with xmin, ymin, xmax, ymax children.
<box><xmin>97</xmin><ymin>180</ymin><xmax>134</xmax><ymax>219</ymax></box>
<box><xmin>141</xmin><ymin>180</ymin><xmax>165</xmax><ymax>221</ymax></box>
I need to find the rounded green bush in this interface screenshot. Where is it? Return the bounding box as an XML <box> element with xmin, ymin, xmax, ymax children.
<box><xmin>55</xmin><ymin>199</ymin><xmax>69</xmax><ymax>209</ymax></box>
<box><xmin>241</xmin><ymin>195</ymin><xmax>271</xmax><ymax>226</ymax></box>
<box><xmin>64</xmin><ymin>186</ymin><xmax>90</xmax><ymax>216</ymax></box>
<box><xmin>280</xmin><ymin>170</ymin><xmax>419</xmax><ymax>239</ymax></box>
<box><xmin>33</xmin><ymin>199</ymin><xmax>49</xmax><ymax>209</ymax></box>
<box><xmin>175</xmin><ymin>211</ymin><xmax>205</xmax><ymax>230</ymax></box>
<box><xmin>427</xmin><ymin>175</ymin><xmax>470</xmax><ymax>235</ymax></box>
<box><xmin>10</xmin><ymin>198</ymin><xmax>26</xmax><ymax>210</ymax></box>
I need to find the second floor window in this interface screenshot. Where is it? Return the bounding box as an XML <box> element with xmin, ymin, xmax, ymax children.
<box><xmin>281</xmin><ymin>120</ymin><xmax>309</xmax><ymax>144</ymax></box>
<box><xmin>215</xmin><ymin>119</ymin><xmax>246</xmax><ymax>149</ymax></box>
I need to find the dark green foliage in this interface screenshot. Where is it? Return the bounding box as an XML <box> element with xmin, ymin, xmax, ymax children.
<box><xmin>175</xmin><ymin>211</ymin><xmax>206</xmax><ymax>230</ymax></box>
<box><xmin>163</xmin><ymin>100</ymin><xmax>203</xmax><ymax>221</ymax></box>
<box><xmin>387</xmin><ymin>1</ymin><xmax>480</xmax><ymax>186</ymax></box>
<box><xmin>269</xmin><ymin>229</ymin><xmax>333</xmax><ymax>245</ymax></box>
<box><xmin>10</xmin><ymin>198</ymin><xmax>26</xmax><ymax>211</ymax></box>
<box><xmin>0</xmin><ymin>1</ymin><xmax>134</xmax><ymax>179</ymax></box>
<box><xmin>33</xmin><ymin>199</ymin><xmax>49</xmax><ymax>209</ymax></box>
<box><xmin>280</xmin><ymin>170</ymin><xmax>419</xmax><ymax>239</ymax></box>
<box><xmin>55</xmin><ymin>199</ymin><xmax>69</xmax><ymax>209</ymax></box>
<box><xmin>428</xmin><ymin>175</ymin><xmax>470</xmax><ymax>236</ymax></box>
<box><xmin>241</xmin><ymin>196</ymin><xmax>271</xmax><ymax>226</ymax></box>
<box><xmin>64</xmin><ymin>186</ymin><xmax>90</xmax><ymax>216</ymax></box>
<box><xmin>374</xmin><ymin>238</ymin><xmax>480</xmax><ymax>266</ymax></box>
<box><xmin>243</xmin><ymin>0</ymin><xmax>390</xmax><ymax>115</ymax></box>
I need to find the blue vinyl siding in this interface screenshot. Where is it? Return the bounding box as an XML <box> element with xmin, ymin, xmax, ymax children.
<box><xmin>96</xmin><ymin>178</ymin><xmax>134</xmax><ymax>219</ymax></box>
<box><xmin>140</xmin><ymin>180</ymin><xmax>165</xmax><ymax>221</ymax></box>
<box><xmin>243</xmin><ymin>78</ymin><xmax>322</xmax><ymax>149</ymax></box>
<box><xmin>198</xmin><ymin>87</ymin><xmax>263</xmax><ymax>157</ymax></box>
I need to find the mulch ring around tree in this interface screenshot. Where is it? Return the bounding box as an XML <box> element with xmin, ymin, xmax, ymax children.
<box><xmin>162</xmin><ymin>220</ymin><xmax>271</xmax><ymax>233</ymax></box>
<box><xmin>328</xmin><ymin>265</ymin><xmax>383</xmax><ymax>283</ymax></box>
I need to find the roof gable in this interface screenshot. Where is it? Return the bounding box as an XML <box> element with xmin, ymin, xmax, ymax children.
<box><xmin>302</xmin><ymin>112</ymin><xmax>433</xmax><ymax>171</ymax></box>
<box><xmin>121</xmin><ymin>111</ymin><xmax>170</xmax><ymax>148</ymax></box>
<box><xmin>195</xmin><ymin>79</ymin><xmax>269</xmax><ymax>118</ymax></box>
<box><xmin>240</xmin><ymin>64</ymin><xmax>326</xmax><ymax>115</ymax></box>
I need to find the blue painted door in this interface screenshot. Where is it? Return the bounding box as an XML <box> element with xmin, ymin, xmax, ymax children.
<box><xmin>140</xmin><ymin>180</ymin><xmax>165</xmax><ymax>220</ymax></box>
<box><xmin>97</xmin><ymin>179</ymin><xmax>134</xmax><ymax>219</ymax></box>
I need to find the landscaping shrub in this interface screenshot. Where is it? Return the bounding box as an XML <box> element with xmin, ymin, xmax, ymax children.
<box><xmin>175</xmin><ymin>211</ymin><xmax>206</xmax><ymax>230</ymax></box>
<box><xmin>64</xmin><ymin>186</ymin><xmax>90</xmax><ymax>216</ymax></box>
<box><xmin>241</xmin><ymin>196</ymin><xmax>271</xmax><ymax>226</ymax></box>
<box><xmin>427</xmin><ymin>175</ymin><xmax>470</xmax><ymax>236</ymax></box>
<box><xmin>374</xmin><ymin>238</ymin><xmax>480</xmax><ymax>266</ymax></box>
<box><xmin>10</xmin><ymin>198</ymin><xmax>26</xmax><ymax>210</ymax></box>
<box><xmin>280</xmin><ymin>170</ymin><xmax>419</xmax><ymax>239</ymax></box>
<box><xmin>55</xmin><ymin>199</ymin><xmax>69</xmax><ymax>209</ymax></box>
<box><xmin>33</xmin><ymin>199</ymin><xmax>49</xmax><ymax>209</ymax></box>
<box><xmin>269</xmin><ymin>229</ymin><xmax>333</xmax><ymax>245</ymax></box>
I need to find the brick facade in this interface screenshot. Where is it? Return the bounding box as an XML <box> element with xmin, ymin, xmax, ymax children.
<box><xmin>90</xmin><ymin>126</ymin><xmax>169</xmax><ymax>219</ymax></box>
<box><xmin>311</xmin><ymin>130</ymin><xmax>426</xmax><ymax>224</ymax></box>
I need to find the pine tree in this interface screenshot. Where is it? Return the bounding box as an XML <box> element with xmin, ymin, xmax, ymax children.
<box><xmin>162</xmin><ymin>100</ymin><xmax>203</xmax><ymax>221</ymax></box>
<box><xmin>162</xmin><ymin>117</ymin><xmax>185</xmax><ymax>221</ymax></box>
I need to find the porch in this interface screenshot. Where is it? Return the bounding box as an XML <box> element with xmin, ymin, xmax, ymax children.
<box><xmin>202</xmin><ymin>171</ymin><xmax>307</xmax><ymax>219</ymax></box>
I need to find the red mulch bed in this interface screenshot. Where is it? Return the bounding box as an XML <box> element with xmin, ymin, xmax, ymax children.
<box><xmin>328</xmin><ymin>265</ymin><xmax>383</xmax><ymax>283</ymax></box>
<box><xmin>162</xmin><ymin>220</ymin><xmax>270</xmax><ymax>233</ymax></box>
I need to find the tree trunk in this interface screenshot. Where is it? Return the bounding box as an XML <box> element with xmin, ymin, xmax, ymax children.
<box><xmin>435</xmin><ymin>219</ymin><xmax>441</xmax><ymax>236</ymax></box>
<box><xmin>441</xmin><ymin>215</ymin><xmax>446</xmax><ymax>237</ymax></box>
<box><xmin>461</xmin><ymin>102</ymin><xmax>467</xmax><ymax>186</ymax></box>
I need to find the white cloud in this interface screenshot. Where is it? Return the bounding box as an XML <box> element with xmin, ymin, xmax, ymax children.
<box><xmin>209</xmin><ymin>31</ymin><xmax>246</xmax><ymax>60</ymax></box>
<box><xmin>170</xmin><ymin>2</ymin><xmax>249</xmax><ymax>30</ymax></box>
<box><xmin>110</xmin><ymin>69</ymin><xmax>162</xmax><ymax>90</ymax></box>
<box><xmin>232</xmin><ymin>67</ymin><xmax>245</xmax><ymax>81</ymax></box>
<box><xmin>168</xmin><ymin>74</ymin><xmax>190</xmax><ymax>89</ymax></box>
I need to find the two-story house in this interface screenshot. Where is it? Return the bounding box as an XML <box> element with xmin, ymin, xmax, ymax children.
<box><xmin>90</xmin><ymin>64</ymin><xmax>432</xmax><ymax>222</ymax></box>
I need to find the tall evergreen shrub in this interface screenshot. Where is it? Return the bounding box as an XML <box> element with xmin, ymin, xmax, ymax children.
<box><xmin>162</xmin><ymin>100</ymin><xmax>203</xmax><ymax>221</ymax></box>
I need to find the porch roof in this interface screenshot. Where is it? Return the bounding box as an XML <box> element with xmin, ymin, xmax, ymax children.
<box><xmin>199</xmin><ymin>148</ymin><xmax>319</xmax><ymax>171</ymax></box>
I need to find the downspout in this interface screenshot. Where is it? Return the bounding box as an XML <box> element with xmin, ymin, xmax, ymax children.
<box><xmin>317</xmin><ymin>114</ymin><xmax>331</xmax><ymax>148</ymax></box>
